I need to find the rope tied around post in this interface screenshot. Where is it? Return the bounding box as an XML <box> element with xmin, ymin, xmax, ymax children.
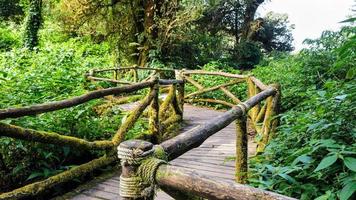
<box><xmin>117</xmin><ymin>145</ymin><xmax>155</xmax><ymax>165</ymax></box>
<box><xmin>237</xmin><ymin>102</ymin><xmax>249</xmax><ymax>116</ymax></box>
<box><xmin>117</xmin><ymin>140</ymin><xmax>167</xmax><ymax>199</ymax></box>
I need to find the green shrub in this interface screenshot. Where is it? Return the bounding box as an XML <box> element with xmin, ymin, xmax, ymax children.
<box><xmin>0</xmin><ymin>35</ymin><xmax>128</xmax><ymax>192</ymax></box>
<box><xmin>248</xmin><ymin>26</ymin><xmax>356</xmax><ymax>200</ymax></box>
<box><xmin>0</xmin><ymin>24</ymin><xmax>20</xmax><ymax>51</ymax></box>
<box><xmin>232</xmin><ymin>41</ymin><xmax>263</xmax><ymax>69</ymax></box>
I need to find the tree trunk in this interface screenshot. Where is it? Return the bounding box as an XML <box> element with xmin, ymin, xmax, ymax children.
<box><xmin>240</xmin><ymin>0</ymin><xmax>264</xmax><ymax>41</ymax></box>
<box><xmin>23</xmin><ymin>0</ymin><xmax>42</xmax><ymax>50</ymax></box>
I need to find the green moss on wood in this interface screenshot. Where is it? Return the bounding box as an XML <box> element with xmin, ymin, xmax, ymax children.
<box><xmin>0</xmin><ymin>122</ymin><xmax>114</xmax><ymax>150</ymax></box>
<box><xmin>0</xmin><ymin>155</ymin><xmax>117</xmax><ymax>200</ymax></box>
<box><xmin>159</xmin><ymin>85</ymin><xmax>176</xmax><ymax>120</ymax></box>
<box><xmin>148</xmin><ymin>84</ymin><xmax>160</xmax><ymax>142</ymax></box>
<box><xmin>112</xmin><ymin>87</ymin><xmax>157</xmax><ymax>145</ymax></box>
<box><xmin>235</xmin><ymin>117</ymin><xmax>248</xmax><ymax>184</ymax></box>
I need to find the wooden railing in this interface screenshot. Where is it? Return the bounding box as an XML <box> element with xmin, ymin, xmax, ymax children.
<box><xmin>0</xmin><ymin>67</ymin><xmax>287</xmax><ymax>199</ymax></box>
<box><xmin>0</xmin><ymin>78</ymin><xmax>183</xmax><ymax>199</ymax></box>
<box><xmin>116</xmin><ymin>88</ymin><xmax>293</xmax><ymax>200</ymax></box>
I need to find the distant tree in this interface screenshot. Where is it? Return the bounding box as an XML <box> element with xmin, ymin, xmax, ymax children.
<box><xmin>195</xmin><ymin>0</ymin><xmax>294</xmax><ymax>68</ymax></box>
<box><xmin>198</xmin><ymin>0</ymin><xmax>266</xmax><ymax>45</ymax></box>
<box><xmin>23</xmin><ymin>0</ymin><xmax>42</xmax><ymax>50</ymax></box>
<box><xmin>252</xmin><ymin>12</ymin><xmax>294</xmax><ymax>52</ymax></box>
<box><xmin>57</xmin><ymin>0</ymin><xmax>200</xmax><ymax>66</ymax></box>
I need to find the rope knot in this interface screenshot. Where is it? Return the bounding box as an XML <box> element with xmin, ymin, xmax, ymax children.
<box><xmin>117</xmin><ymin>141</ymin><xmax>166</xmax><ymax>198</ymax></box>
<box><xmin>237</xmin><ymin>102</ymin><xmax>249</xmax><ymax>116</ymax></box>
<box><xmin>117</xmin><ymin>144</ymin><xmax>154</xmax><ymax>165</ymax></box>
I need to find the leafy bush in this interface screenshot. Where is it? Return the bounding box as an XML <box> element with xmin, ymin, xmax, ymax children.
<box><xmin>248</xmin><ymin>26</ymin><xmax>356</xmax><ymax>200</ymax></box>
<box><xmin>0</xmin><ymin>23</ymin><xmax>20</xmax><ymax>51</ymax></box>
<box><xmin>231</xmin><ymin>41</ymin><xmax>263</xmax><ymax>69</ymax></box>
<box><xmin>0</xmin><ymin>31</ymin><xmax>130</xmax><ymax>192</ymax></box>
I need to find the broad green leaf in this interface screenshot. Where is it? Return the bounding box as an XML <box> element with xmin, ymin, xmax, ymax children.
<box><xmin>278</xmin><ymin>173</ymin><xmax>297</xmax><ymax>184</ymax></box>
<box><xmin>340</xmin><ymin>182</ymin><xmax>356</xmax><ymax>200</ymax></box>
<box><xmin>292</xmin><ymin>155</ymin><xmax>313</xmax><ymax>165</ymax></box>
<box><xmin>27</xmin><ymin>172</ymin><xmax>43</xmax><ymax>181</ymax></box>
<box><xmin>314</xmin><ymin>154</ymin><xmax>338</xmax><ymax>172</ymax></box>
<box><xmin>315</xmin><ymin>191</ymin><xmax>332</xmax><ymax>200</ymax></box>
<box><xmin>346</xmin><ymin>68</ymin><xmax>355</xmax><ymax>79</ymax></box>
<box><xmin>344</xmin><ymin>157</ymin><xmax>356</xmax><ymax>172</ymax></box>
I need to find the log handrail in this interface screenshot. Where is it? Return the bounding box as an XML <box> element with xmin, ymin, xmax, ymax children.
<box><xmin>0</xmin><ymin>67</ymin><xmax>284</xmax><ymax>200</ymax></box>
<box><xmin>0</xmin><ymin>122</ymin><xmax>114</xmax><ymax>150</ymax></box>
<box><xmin>0</xmin><ymin>76</ymin><xmax>184</xmax><ymax>199</ymax></box>
<box><xmin>160</xmin><ymin>87</ymin><xmax>276</xmax><ymax>160</ymax></box>
<box><xmin>0</xmin><ymin>81</ymin><xmax>155</xmax><ymax>119</ymax></box>
<box><xmin>156</xmin><ymin>165</ymin><xmax>296</xmax><ymax>200</ymax></box>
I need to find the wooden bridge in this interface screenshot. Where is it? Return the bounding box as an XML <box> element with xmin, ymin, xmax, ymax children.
<box><xmin>0</xmin><ymin>67</ymin><xmax>294</xmax><ymax>200</ymax></box>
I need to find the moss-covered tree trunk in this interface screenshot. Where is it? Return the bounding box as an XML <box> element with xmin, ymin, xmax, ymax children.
<box><xmin>137</xmin><ymin>0</ymin><xmax>159</xmax><ymax>67</ymax></box>
<box><xmin>23</xmin><ymin>0</ymin><xmax>42</xmax><ymax>50</ymax></box>
<box><xmin>240</xmin><ymin>0</ymin><xmax>265</xmax><ymax>41</ymax></box>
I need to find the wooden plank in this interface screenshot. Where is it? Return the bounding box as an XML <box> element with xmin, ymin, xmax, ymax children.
<box><xmin>71</xmin><ymin>194</ymin><xmax>102</xmax><ymax>200</ymax></box>
<box><xmin>83</xmin><ymin>188</ymin><xmax>118</xmax><ymax>200</ymax></box>
<box><xmin>170</xmin><ymin>160</ymin><xmax>234</xmax><ymax>171</ymax></box>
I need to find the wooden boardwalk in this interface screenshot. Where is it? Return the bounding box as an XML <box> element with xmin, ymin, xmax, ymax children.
<box><xmin>66</xmin><ymin>105</ymin><xmax>256</xmax><ymax>200</ymax></box>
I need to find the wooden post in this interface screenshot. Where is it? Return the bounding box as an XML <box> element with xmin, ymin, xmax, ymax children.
<box><xmin>175</xmin><ymin>70</ymin><xmax>185</xmax><ymax>115</ymax></box>
<box><xmin>177</xmin><ymin>83</ymin><xmax>185</xmax><ymax>116</ymax></box>
<box><xmin>113</xmin><ymin>70</ymin><xmax>117</xmax><ymax>80</ymax></box>
<box><xmin>256</xmin><ymin>95</ymin><xmax>273</xmax><ymax>153</ymax></box>
<box><xmin>118</xmin><ymin>140</ymin><xmax>154</xmax><ymax>200</ymax></box>
<box><xmin>247</xmin><ymin>77</ymin><xmax>260</xmax><ymax>122</ymax></box>
<box><xmin>235</xmin><ymin>116</ymin><xmax>248</xmax><ymax>184</ymax></box>
<box><xmin>133</xmin><ymin>66</ymin><xmax>138</xmax><ymax>82</ymax></box>
<box><xmin>149</xmin><ymin>83</ymin><xmax>160</xmax><ymax>143</ymax></box>
<box><xmin>268</xmin><ymin>83</ymin><xmax>281</xmax><ymax>142</ymax></box>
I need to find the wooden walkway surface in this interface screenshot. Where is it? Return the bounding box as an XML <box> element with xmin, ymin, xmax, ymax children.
<box><xmin>65</xmin><ymin>105</ymin><xmax>256</xmax><ymax>200</ymax></box>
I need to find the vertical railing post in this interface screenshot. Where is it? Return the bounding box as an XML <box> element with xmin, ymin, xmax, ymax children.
<box><xmin>133</xmin><ymin>66</ymin><xmax>138</xmax><ymax>83</ymax></box>
<box><xmin>235</xmin><ymin>116</ymin><xmax>248</xmax><ymax>184</ymax></box>
<box><xmin>247</xmin><ymin>77</ymin><xmax>260</xmax><ymax>121</ymax></box>
<box><xmin>257</xmin><ymin>83</ymin><xmax>281</xmax><ymax>153</ymax></box>
<box><xmin>268</xmin><ymin>83</ymin><xmax>281</xmax><ymax>142</ymax></box>
<box><xmin>117</xmin><ymin>140</ymin><xmax>154</xmax><ymax>200</ymax></box>
<box><xmin>149</xmin><ymin>81</ymin><xmax>160</xmax><ymax>143</ymax></box>
<box><xmin>175</xmin><ymin>69</ymin><xmax>185</xmax><ymax>116</ymax></box>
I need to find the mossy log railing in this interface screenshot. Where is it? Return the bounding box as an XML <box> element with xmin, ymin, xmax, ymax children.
<box><xmin>180</xmin><ymin>70</ymin><xmax>280</xmax><ymax>153</ymax></box>
<box><xmin>116</xmin><ymin>88</ymin><xmax>293</xmax><ymax>200</ymax></box>
<box><xmin>88</xmin><ymin>67</ymin><xmax>281</xmax><ymax>182</ymax></box>
<box><xmin>1</xmin><ymin>66</ymin><xmax>282</xmax><ymax>199</ymax></box>
<box><xmin>0</xmin><ymin>78</ymin><xmax>184</xmax><ymax>199</ymax></box>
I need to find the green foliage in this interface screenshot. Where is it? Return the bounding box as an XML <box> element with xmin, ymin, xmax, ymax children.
<box><xmin>158</xmin><ymin>29</ymin><xmax>226</xmax><ymax>69</ymax></box>
<box><xmin>0</xmin><ymin>23</ymin><xmax>124</xmax><ymax>192</ymax></box>
<box><xmin>253</xmin><ymin>12</ymin><xmax>295</xmax><ymax>52</ymax></box>
<box><xmin>248</xmin><ymin>25</ymin><xmax>356</xmax><ymax>199</ymax></box>
<box><xmin>0</xmin><ymin>23</ymin><xmax>21</xmax><ymax>51</ymax></box>
<box><xmin>232</xmin><ymin>41</ymin><xmax>263</xmax><ymax>69</ymax></box>
<box><xmin>184</xmin><ymin>61</ymin><xmax>247</xmax><ymax>109</ymax></box>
